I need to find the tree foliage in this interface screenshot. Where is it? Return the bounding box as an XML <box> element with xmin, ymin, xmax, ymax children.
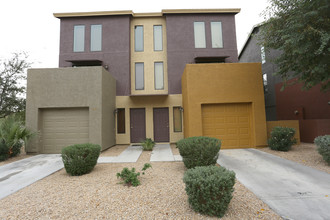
<box><xmin>0</xmin><ymin>52</ymin><xmax>30</xmax><ymax>118</ymax></box>
<box><xmin>260</xmin><ymin>0</ymin><xmax>330</xmax><ymax>91</ymax></box>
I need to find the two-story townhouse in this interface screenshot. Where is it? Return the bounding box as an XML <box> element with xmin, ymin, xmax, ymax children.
<box><xmin>26</xmin><ymin>9</ymin><xmax>268</xmax><ymax>153</ymax></box>
<box><xmin>239</xmin><ymin>24</ymin><xmax>330</xmax><ymax>142</ymax></box>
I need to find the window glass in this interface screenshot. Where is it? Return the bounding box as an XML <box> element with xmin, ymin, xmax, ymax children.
<box><xmin>135</xmin><ymin>26</ymin><xmax>144</xmax><ymax>52</ymax></box>
<box><xmin>194</xmin><ymin>22</ymin><xmax>206</xmax><ymax>48</ymax></box>
<box><xmin>154</xmin><ymin>25</ymin><xmax>163</xmax><ymax>51</ymax></box>
<box><xmin>74</xmin><ymin>25</ymin><xmax>85</xmax><ymax>52</ymax></box>
<box><xmin>211</xmin><ymin>22</ymin><xmax>223</xmax><ymax>48</ymax></box>
<box><xmin>263</xmin><ymin>73</ymin><xmax>268</xmax><ymax>94</ymax></box>
<box><xmin>173</xmin><ymin>107</ymin><xmax>182</xmax><ymax>132</ymax></box>
<box><xmin>91</xmin><ymin>24</ymin><xmax>102</xmax><ymax>51</ymax></box>
<box><xmin>154</xmin><ymin>62</ymin><xmax>164</xmax><ymax>90</ymax></box>
<box><xmin>261</xmin><ymin>46</ymin><xmax>266</xmax><ymax>64</ymax></box>
<box><xmin>135</xmin><ymin>63</ymin><xmax>144</xmax><ymax>90</ymax></box>
<box><xmin>117</xmin><ymin>108</ymin><xmax>125</xmax><ymax>134</ymax></box>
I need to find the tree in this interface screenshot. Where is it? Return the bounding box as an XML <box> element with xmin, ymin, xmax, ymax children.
<box><xmin>0</xmin><ymin>52</ymin><xmax>31</xmax><ymax>118</ymax></box>
<box><xmin>260</xmin><ymin>0</ymin><xmax>330</xmax><ymax>91</ymax></box>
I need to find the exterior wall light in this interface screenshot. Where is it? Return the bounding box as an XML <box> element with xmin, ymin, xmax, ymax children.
<box><xmin>179</xmin><ymin>107</ymin><xmax>184</xmax><ymax>112</ymax></box>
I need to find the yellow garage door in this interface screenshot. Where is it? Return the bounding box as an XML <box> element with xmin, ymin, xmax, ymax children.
<box><xmin>41</xmin><ymin>108</ymin><xmax>89</xmax><ymax>153</ymax></box>
<box><xmin>202</xmin><ymin>103</ymin><xmax>252</xmax><ymax>149</ymax></box>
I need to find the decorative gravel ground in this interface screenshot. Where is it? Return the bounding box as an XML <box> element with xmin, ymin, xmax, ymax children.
<box><xmin>0</xmin><ymin>146</ymin><xmax>281</xmax><ymax>219</ymax></box>
<box><xmin>259</xmin><ymin>143</ymin><xmax>330</xmax><ymax>174</ymax></box>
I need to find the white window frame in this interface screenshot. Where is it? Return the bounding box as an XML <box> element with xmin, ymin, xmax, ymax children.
<box><xmin>194</xmin><ymin>22</ymin><xmax>206</xmax><ymax>48</ymax></box>
<box><xmin>211</xmin><ymin>22</ymin><xmax>223</xmax><ymax>48</ymax></box>
<box><xmin>154</xmin><ymin>62</ymin><xmax>164</xmax><ymax>90</ymax></box>
<box><xmin>91</xmin><ymin>24</ymin><xmax>102</xmax><ymax>52</ymax></box>
<box><xmin>73</xmin><ymin>25</ymin><xmax>85</xmax><ymax>52</ymax></box>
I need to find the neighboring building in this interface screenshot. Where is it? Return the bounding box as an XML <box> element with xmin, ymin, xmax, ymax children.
<box><xmin>26</xmin><ymin>9</ymin><xmax>268</xmax><ymax>153</ymax></box>
<box><xmin>238</xmin><ymin>24</ymin><xmax>330</xmax><ymax>142</ymax></box>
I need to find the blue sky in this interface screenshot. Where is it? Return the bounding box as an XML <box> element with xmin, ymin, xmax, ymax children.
<box><xmin>0</xmin><ymin>0</ymin><xmax>269</xmax><ymax>68</ymax></box>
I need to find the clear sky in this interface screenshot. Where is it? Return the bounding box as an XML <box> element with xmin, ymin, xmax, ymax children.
<box><xmin>0</xmin><ymin>0</ymin><xmax>269</xmax><ymax>68</ymax></box>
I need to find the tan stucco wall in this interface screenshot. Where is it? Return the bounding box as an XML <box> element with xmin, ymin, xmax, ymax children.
<box><xmin>115</xmin><ymin>95</ymin><xmax>183</xmax><ymax>144</ymax></box>
<box><xmin>26</xmin><ymin>67</ymin><xmax>116</xmax><ymax>153</ymax></box>
<box><xmin>182</xmin><ymin>63</ymin><xmax>268</xmax><ymax>148</ymax></box>
<box><xmin>130</xmin><ymin>17</ymin><xmax>168</xmax><ymax>95</ymax></box>
<box><xmin>266</xmin><ymin>120</ymin><xmax>301</xmax><ymax>144</ymax></box>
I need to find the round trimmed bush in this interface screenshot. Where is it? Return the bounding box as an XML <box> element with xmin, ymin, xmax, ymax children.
<box><xmin>183</xmin><ymin>166</ymin><xmax>236</xmax><ymax>218</ymax></box>
<box><xmin>61</xmin><ymin>143</ymin><xmax>101</xmax><ymax>176</ymax></box>
<box><xmin>176</xmin><ymin>136</ymin><xmax>221</xmax><ymax>169</ymax></box>
<box><xmin>314</xmin><ymin>135</ymin><xmax>330</xmax><ymax>165</ymax></box>
<box><xmin>268</xmin><ymin>127</ymin><xmax>297</xmax><ymax>151</ymax></box>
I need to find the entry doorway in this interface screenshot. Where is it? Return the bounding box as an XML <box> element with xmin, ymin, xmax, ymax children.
<box><xmin>130</xmin><ymin>108</ymin><xmax>146</xmax><ymax>143</ymax></box>
<box><xmin>153</xmin><ymin>108</ymin><xmax>169</xmax><ymax>142</ymax></box>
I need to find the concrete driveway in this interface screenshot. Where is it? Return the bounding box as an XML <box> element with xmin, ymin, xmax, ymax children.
<box><xmin>218</xmin><ymin>149</ymin><xmax>330</xmax><ymax>220</ymax></box>
<box><xmin>0</xmin><ymin>154</ymin><xmax>63</xmax><ymax>200</ymax></box>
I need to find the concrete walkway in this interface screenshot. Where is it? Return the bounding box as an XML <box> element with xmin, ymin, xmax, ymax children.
<box><xmin>150</xmin><ymin>144</ymin><xmax>182</xmax><ymax>162</ymax></box>
<box><xmin>217</xmin><ymin>149</ymin><xmax>330</xmax><ymax>220</ymax></box>
<box><xmin>98</xmin><ymin>145</ymin><xmax>142</xmax><ymax>163</ymax></box>
<box><xmin>0</xmin><ymin>154</ymin><xmax>63</xmax><ymax>200</ymax></box>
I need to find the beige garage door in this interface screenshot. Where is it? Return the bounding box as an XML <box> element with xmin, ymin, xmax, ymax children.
<box><xmin>202</xmin><ymin>103</ymin><xmax>252</xmax><ymax>149</ymax></box>
<box><xmin>41</xmin><ymin>108</ymin><xmax>89</xmax><ymax>153</ymax></box>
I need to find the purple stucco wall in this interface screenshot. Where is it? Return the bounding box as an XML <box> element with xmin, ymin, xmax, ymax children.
<box><xmin>59</xmin><ymin>16</ymin><xmax>131</xmax><ymax>96</ymax></box>
<box><xmin>165</xmin><ymin>14</ymin><xmax>239</xmax><ymax>94</ymax></box>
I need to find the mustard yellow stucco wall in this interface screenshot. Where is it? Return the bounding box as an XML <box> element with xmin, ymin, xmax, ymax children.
<box><xmin>130</xmin><ymin>17</ymin><xmax>168</xmax><ymax>95</ymax></box>
<box><xmin>266</xmin><ymin>120</ymin><xmax>301</xmax><ymax>144</ymax></box>
<box><xmin>115</xmin><ymin>95</ymin><xmax>183</xmax><ymax>144</ymax></box>
<box><xmin>182</xmin><ymin>63</ymin><xmax>268</xmax><ymax>148</ymax></box>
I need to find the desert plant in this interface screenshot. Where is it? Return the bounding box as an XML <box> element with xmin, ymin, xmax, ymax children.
<box><xmin>183</xmin><ymin>166</ymin><xmax>236</xmax><ymax>218</ymax></box>
<box><xmin>116</xmin><ymin>163</ymin><xmax>152</xmax><ymax>187</ymax></box>
<box><xmin>61</xmin><ymin>143</ymin><xmax>101</xmax><ymax>176</ymax></box>
<box><xmin>0</xmin><ymin>140</ymin><xmax>9</xmax><ymax>161</ymax></box>
<box><xmin>176</xmin><ymin>136</ymin><xmax>221</xmax><ymax>169</ymax></box>
<box><xmin>0</xmin><ymin>115</ymin><xmax>34</xmax><ymax>160</ymax></box>
<box><xmin>141</xmin><ymin>138</ymin><xmax>155</xmax><ymax>151</ymax></box>
<box><xmin>314</xmin><ymin>135</ymin><xmax>330</xmax><ymax>165</ymax></box>
<box><xmin>268</xmin><ymin>127</ymin><xmax>297</xmax><ymax>151</ymax></box>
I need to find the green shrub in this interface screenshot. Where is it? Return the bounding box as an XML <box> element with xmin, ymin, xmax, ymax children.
<box><xmin>176</xmin><ymin>136</ymin><xmax>221</xmax><ymax>169</ymax></box>
<box><xmin>61</xmin><ymin>143</ymin><xmax>101</xmax><ymax>176</ymax></box>
<box><xmin>116</xmin><ymin>163</ymin><xmax>152</xmax><ymax>187</ymax></box>
<box><xmin>183</xmin><ymin>166</ymin><xmax>236</xmax><ymax>218</ymax></box>
<box><xmin>141</xmin><ymin>138</ymin><xmax>155</xmax><ymax>151</ymax></box>
<box><xmin>314</xmin><ymin>135</ymin><xmax>330</xmax><ymax>165</ymax></box>
<box><xmin>0</xmin><ymin>115</ymin><xmax>34</xmax><ymax>161</ymax></box>
<box><xmin>0</xmin><ymin>140</ymin><xmax>9</xmax><ymax>162</ymax></box>
<box><xmin>268</xmin><ymin>127</ymin><xmax>297</xmax><ymax>151</ymax></box>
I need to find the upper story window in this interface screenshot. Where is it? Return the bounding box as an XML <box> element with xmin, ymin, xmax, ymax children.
<box><xmin>194</xmin><ymin>22</ymin><xmax>206</xmax><ymax>48</ymax></box>
<box><xmin>154</xmin><ymin>62</ymin><xmax>164</xmax><ymax>90</ymax></box>
<box><xmin>73</xmin><ymin>25</ymin><xmax>85</xmax><ymax>52</ymax></box>
<box><xmin>261</xmin><ymin>46</ymin><xmax>266</xmax><ymax>64</ymax></box>
<box><xmin>211</xmin><ymin>22</ymin><xmax>223</xmax><ymax>48</ymax></box>
<box><xmin>153</xmin><ymin>25</ymin><xmax>163</xmax><ymax>51</ymax></box>
<box><xmin>135</xmin><ymin>26</ymin><xmax>144</xmax><ymax>52</ymax></box>
<box><xmin>135</xmin><ymin>62</ymin><xmax>144</xmax><ymax>90</ymax></box>
<box><xmin>91</xmin><ymin>24</ymin><xmax>102</xmax><ymax>52</ymax></box>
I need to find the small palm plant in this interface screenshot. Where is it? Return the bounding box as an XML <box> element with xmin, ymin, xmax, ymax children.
<box><xmin>141</xmin><ymin>138</ymin><xmax>155</xmax><ymax>151</ymax></box>
<box><xmin>0</xmin><ymin>115</ymin><xmax>35</xmax><ymax>161</ymax></box>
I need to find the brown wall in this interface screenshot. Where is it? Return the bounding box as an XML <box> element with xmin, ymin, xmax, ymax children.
<box><xmin>26</xmin><ymin>67</ymin><xmax>116</xmax><ymax>153</ymax></box>
<box><xmin>166</xmin><ymin>14</ymin><xmax>239</xmax><ymax>94</ymax></box>
<box><xmin>59</xmin><ymin>16</ymin><xmax>131</xmax><ymax>96</ymax></box>
<box><xmin>182</xmin><ymin>63</ymin><xmax>267</xmax><ymax>148</ymax></box>
<box><xmin>275</xmin><ymin>78</ymin><xmax>330</xmax><ymax>142</ymax></box>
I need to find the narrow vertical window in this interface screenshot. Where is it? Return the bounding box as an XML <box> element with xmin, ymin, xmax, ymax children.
<box><xmin>173</xmin><ymin>107</ymin><xmax>182</xmax><ymax>132</ymax></box>
<box><xmin>194</xmin><ymin>22</ymin><xmax>206</xmax><ymax>48</ymax></box>
<box><xmin>135</xmin><ymin>63</ymin><xmax>144</xmax><ymax>90</ymax></box>
<box><xmin>211</xmin><ymin>22</ymin><xmax>223</xmax><ymax>48</ymax></box>
<box><xmin>261</xmin><ymin>46</ymin><xmax>266</xmax><ymax>64</ymax></box>
<box><xmin>154</xmin><ymin>62</ymin><xmax>164</xmax><ymax>90</ymax></box>
<box><xmin>153</xmin><ymin>25</ymin><xmax>163</xmax><ymax>51</ymax></box>
<box><xmin>135</xmin><ymin>26</ymin><xmax>144</xmax><ymax>52</ymax></box>
<box><xmin>91</xmin><ymin>24</ymin><xmax>102</xmax><ymax>51</ymax></box>
<box><xmin>263</xmin><ymin>73</ymin><xmax>268</xmax><ymax>93</ymax></box>
<box><xmin>117</xmin><ymin>108</ymin><xmax>125</xmax><ymax>134</ymax></box>
<box><xmin>73</xmin><ymin>25</ymin><xmax>85</xmax><ymax>52</ymax></box>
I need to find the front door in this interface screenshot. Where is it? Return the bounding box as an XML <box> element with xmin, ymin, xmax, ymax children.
<box><xmin>153</xmin><ymin>108</ymin><xmax>169</xmax><ymax>142</ymax></box>
<box><xmin>130</xmin><ymin>108</ymin><xmax>146</xmax><ymax>143</ymax></box>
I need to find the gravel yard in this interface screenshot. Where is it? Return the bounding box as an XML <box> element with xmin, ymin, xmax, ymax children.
<box><xmin>259</xmin><ymin>143</ymin><xmax>330</xmax><ymax>174</ymax></box>
<box><xmin>0</xmin><ymin>145</ymin><xmax>281</xmax><ymax>219</ymax></box>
